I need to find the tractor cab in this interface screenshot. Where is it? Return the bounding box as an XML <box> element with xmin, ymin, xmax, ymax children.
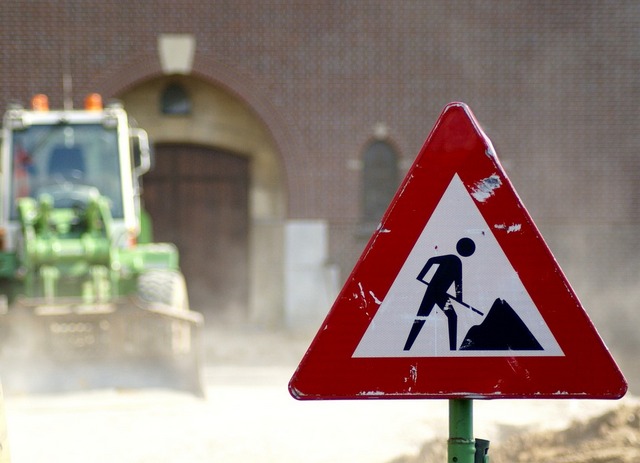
<box><xmin>0</xmin><ymin>94</ymin><xmax>150</xmax><ymax>256</ymax></box>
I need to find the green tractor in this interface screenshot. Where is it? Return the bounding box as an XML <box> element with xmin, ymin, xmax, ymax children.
<box><xmin>0</xmin><ymin>94</ymin><xmax>203</xmax><ymax>396</ymax></box>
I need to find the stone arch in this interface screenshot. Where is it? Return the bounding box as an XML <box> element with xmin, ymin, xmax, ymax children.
<box><xmin>94</xmin><ymin>53</ymin><xmax>304</xmax><ymax>191</ymax></box>
<box><xmin>101</xmin><ymin>68</ymin><xmax>288</xmax><ymax>326</ymax></box>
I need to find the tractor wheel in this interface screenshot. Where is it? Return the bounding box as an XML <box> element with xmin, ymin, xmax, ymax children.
<box><xmin>137</xmin><ymin>269</ymin><xmax>190</xmax><ymax>311</ymax></box>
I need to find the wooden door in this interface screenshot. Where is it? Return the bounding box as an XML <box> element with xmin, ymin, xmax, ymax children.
<box><xmin>142</xmin><ymin>143</ymin><xmax>249</xmax><ymax>317</ymax></box>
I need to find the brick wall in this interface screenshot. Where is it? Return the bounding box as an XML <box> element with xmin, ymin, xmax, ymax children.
<box><xmin>2</xmin><ymin>2</ymin><xmax>640</xmax><ymax>384</ymax></box>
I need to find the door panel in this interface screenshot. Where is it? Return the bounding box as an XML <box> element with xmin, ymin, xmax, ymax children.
<box><xmin>142</xmin><ymin>144</ymin><xmax>249</xmax><ymax>316</ymax></box>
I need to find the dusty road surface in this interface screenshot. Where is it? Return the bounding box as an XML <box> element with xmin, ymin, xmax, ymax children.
<box><xmin>392</xmin><ymin>403</ymin><xmax>640</xmax><ymax>463</ymax></box>
<box><xmin>3</xmin><ymin>326</ymin><xmax>636</xmax><ymax>463</ymax></box>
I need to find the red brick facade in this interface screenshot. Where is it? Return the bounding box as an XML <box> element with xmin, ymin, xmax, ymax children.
<box><xmin>2</xmin><ymin>1</ymin><xmax>640</xmax><ymax>385</ymax></box>
<box><xmin>2</xmin><ymin>2</ymin><xmax>639</xmax><ymax>215</ymax></box>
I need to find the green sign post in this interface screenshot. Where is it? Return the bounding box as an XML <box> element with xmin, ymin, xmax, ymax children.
<box><xmin>448</xmin><ymin>399</ymin><xmax>476</xmax><ymax>463</ymax></box>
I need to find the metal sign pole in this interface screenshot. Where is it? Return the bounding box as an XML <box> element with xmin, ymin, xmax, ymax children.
<box><xmin>448</xmin><ymin>399</ymin><xmax>476</xmax><ymax>463</ymax></box>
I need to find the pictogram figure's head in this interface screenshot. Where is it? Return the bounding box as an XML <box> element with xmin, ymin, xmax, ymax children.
<box><xmin>456</xmin><ymin>237</ymin><xmax>475</xmax><ymax>257</ymax></box>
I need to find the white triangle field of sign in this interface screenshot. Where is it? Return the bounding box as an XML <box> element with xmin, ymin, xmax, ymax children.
<box><xmin>353</xmin><ymin>174</ymin><xmax>563</xmax><ymax>358</ymax></box>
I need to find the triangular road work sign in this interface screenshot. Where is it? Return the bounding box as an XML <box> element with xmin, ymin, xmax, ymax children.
<box><xmin>289</xmin><ymin>103</ymin><xmax>627</xmax><ymax>400</ymax></box>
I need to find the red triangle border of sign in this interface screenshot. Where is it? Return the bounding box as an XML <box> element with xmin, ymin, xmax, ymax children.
<box><xmin>289</xmin><ymin>103</ymin><xmax>627</xmax><ymax>400</ymax></box>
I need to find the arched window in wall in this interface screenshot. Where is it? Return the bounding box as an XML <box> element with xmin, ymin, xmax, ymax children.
<box><xmin>361</xmin><ymin>139</ymin><xmax>399</xmax><ymax>229</ymax></box>
<box><xmin>160</xmin><ymin>82</ymin><xmax>192</xmax><ymax>115</ymax></box>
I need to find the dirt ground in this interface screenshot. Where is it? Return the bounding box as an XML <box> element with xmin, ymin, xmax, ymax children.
<box><xmin>206</xmin><ymin>324</ymin><xmax>640</xmax><ymax>463</ymax></box>
<box><xmin>4</xmin><ymin>323</ymin><xmax>637</xmax><ymax>463</ymax></box>
<box><xmin>208</xmin><ymin>324</ymin><xmax>640</xmax><ymax>463</ymax></box>
<box><xmin>390</xmin><ymin>402</ymin><xmax>640</xmax><ymax>463</ymax></box>
<box><xmin>493</xmin><ymin>402</ymin><xmax>640</xmax><ymax>463</ymax></box>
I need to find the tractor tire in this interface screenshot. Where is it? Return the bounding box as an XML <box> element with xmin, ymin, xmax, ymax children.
<box><xmin>137</xmin><ymin>269</ymin><xmax>190</xmax><ymax>311</ymax></box>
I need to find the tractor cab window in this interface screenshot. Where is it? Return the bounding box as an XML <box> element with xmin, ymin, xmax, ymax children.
<box><xmin>9</xmin><ymin>123</ymin><xmax>123</xmax><ymax>219</ymax></box>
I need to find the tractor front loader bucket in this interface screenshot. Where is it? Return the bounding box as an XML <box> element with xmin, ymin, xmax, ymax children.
<box><xmin>0</xmin><ymin>296</ymin><xmax>205</xmax><ymax>397</ymax></box>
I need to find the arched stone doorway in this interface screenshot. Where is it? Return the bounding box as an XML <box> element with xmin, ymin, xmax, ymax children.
<box><xmin>118</xmin><ymin>75</ymin><xmax>287</xmax><ymax>326</ymax></box>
